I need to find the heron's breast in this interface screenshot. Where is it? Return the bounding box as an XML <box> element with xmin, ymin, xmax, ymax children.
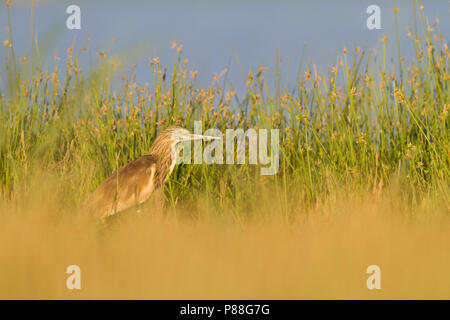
<box><xmin>138</xmin><ymin>166</ymin><xmax>157</xmax><ymax>204</ymax></box>
<box><xmin>168</xmin><ymin>158</ymin><xmax>177</xmax><ymax>176</ymax></box>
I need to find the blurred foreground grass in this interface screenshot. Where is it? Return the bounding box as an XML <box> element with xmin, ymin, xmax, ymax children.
<box><xmin>0</xmin><ymin>179</ymin><xmax>449</xmax><ymax>299</ymax></box>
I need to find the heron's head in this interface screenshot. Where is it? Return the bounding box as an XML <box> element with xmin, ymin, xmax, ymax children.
<box><xmin>150</xmin><ymin>126</ymin><xmax>221</xmax><ymax>156</ymax></box>
<box><xmin>169</xmin><ymin>127</ymin><xmax>221</xmax><ymax>144</ymax></box>
<box><xmin>149</xmin><ymin>126</ymin><xmax>221</xmax><ymax>184</ymax></box>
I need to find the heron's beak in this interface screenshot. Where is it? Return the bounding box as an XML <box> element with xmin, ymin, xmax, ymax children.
<box><xmin>186</xmin><ymin>133</ymin><xmax>222</xmax><ymax>141</ymax></box>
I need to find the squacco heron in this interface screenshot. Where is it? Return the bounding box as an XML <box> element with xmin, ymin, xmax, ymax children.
<box><xmin>84</xmin><ymin>126</ymin><xmax>220</xmax><ymax>219</ymax></box>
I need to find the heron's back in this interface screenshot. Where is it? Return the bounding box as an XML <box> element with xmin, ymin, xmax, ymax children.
<box><xmin>84</xmin><ymin>154</ymin><xmax>158</xmax><ymax>218</ymax></box>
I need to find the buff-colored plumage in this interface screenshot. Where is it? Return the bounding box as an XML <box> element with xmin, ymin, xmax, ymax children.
<box><xmin>83</xmin><ymin>126</ymin><xmax>219</xmax><ymax>219</ymax></box>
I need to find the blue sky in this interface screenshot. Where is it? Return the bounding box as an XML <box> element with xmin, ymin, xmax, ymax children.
<box><xmin>1</xmin><ymin>0</ymin><xmax>449</xmax><ymax>92</ymax></box>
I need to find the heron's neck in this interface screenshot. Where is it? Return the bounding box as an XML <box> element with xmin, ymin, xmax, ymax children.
<box><xmin>149</xmin><ymin>144</ymin><xmax>177</xmax><ymax>186</ymax></box>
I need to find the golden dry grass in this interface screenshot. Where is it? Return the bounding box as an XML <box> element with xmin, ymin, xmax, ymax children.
<box><xmin>1</xmin><ymin>176</ymin><xmax>449</xmax><ymax>300</ymax></box>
